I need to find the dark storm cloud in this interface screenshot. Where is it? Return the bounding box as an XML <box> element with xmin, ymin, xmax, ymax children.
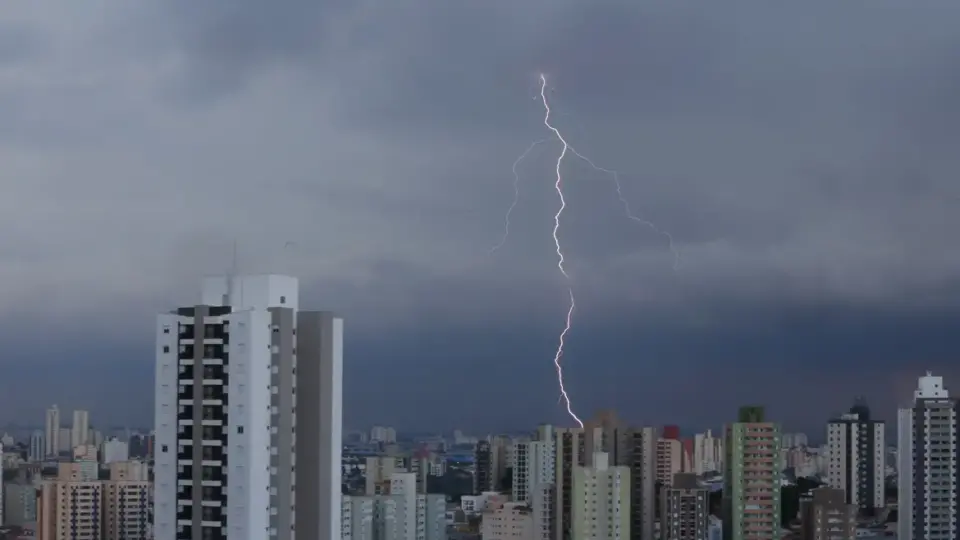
<box><xmin>2</xmin><ymin>1</ymin><xmax>960</xmax><ymax>429</ymax></box>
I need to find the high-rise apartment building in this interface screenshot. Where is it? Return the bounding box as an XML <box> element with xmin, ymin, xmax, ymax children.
<box><xmin>29</xmin><ymin>430</ymin><xmax>45</xmax><ymax>462</ymax></box>
<box><xmin>37</xmin><ymin>461</ymin><xmax>150</xmax><ymax>540</ymax></box>
<box><xmin>660</xmin><ymin>473</ymin><xmax>709</xmax><ymax>540</ymax></box>
<box><xmin>656</xmin><ymin>439</ymin><xmax>683</xmax><ymax>486</ymax></box>
<box><xmin>692</xmin><ymin>431</ymin><xmax>723</xmax><ymax>475</ymax></box>
<box><xmin>722</xmin><ymin>406</ymin><xmax>782</xmax><ymax>540</ymax></box>
<box><xmin>572</xmin><ymin>452</ymin><xmax>630</xmax><ymax>540</ymax></box>
<box><xmin>897</xmin><ymin>372</ymin><xmax>959</xmax><ymax>540</ymax></box>
<box><xmin>798</xmin><ymin>487</ymin><xmax>855</xmax><ymax>540</ymax></box>
<box><xmin>72</xmin><ymin>410</ymin><xmax>90</xmax><ymax>448</ymax></box>
<box><xmin>153</xmin><ymin>275</ymin><xmax>343</xmax><ymax>540</ymax></box>
<box><xmin>512</xmin><ymin>425</ymin><xmax>555</xmax><ymax>540</ymax></box>
<box><xmin>475</xmin><ymin>440</ymin><xmax>494</xmax><ymax>494</ymax></box>
<box><xmin>825</xmin><ymin>398</ymin><xmax>885</xmax><ymax>513</ymax></box>
<box><xmin>45</xmin><ymin>405</ymin><xmax>60</xmax><ymax>457</ymax></box>
<box><xmin>554</xmin><ymin>413</ymin><xmax>656</xmax><ymax>540</ymax></box>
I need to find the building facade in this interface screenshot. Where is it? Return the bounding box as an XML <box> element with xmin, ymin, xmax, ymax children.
<box><xmin>722</xmin><ymin>406</ymin><xmax>782</xmax><ymax>540</ymax></box>
<box><xmin>660</xmin><ymin>473</ymin><xmax>709</xmax><ymax>540</ymax></box>
<box><xmin>45</xmin><ymin>406</ymin><xmax>60</xmax><ymax>457</ymax></box>
<box><xmin>153</xmin><ymin>275</ymin><xmax>343</xmax><ymax>540</ymax></box>
<box><xmin>825</xmin><ymin>398</ymin><xmax>885</xmax><ymax>513</ymax></box>
<box><xmin>897</xmin><ymin>372</ymin><xmax>959</xmax><ymax>540</ymax></box>
<box><xmin>798</xmin><ymin>487</ymin><xmax>855</xmax><ymax>540</ymax></box>
<box><xmin>571</xmin><ymin>452</ymin><xmax>630</xmax><ymax>540</ymax></box>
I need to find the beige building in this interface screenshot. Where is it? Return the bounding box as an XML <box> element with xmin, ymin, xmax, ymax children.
<box><xmin>655</xmin><ymin>439</ymin><xmax>683</xmax><ymax>486</ymax></box>
<box><xmin>555</xmin><ymin>411</ymin><xmax>656</xmax><ymax>540</ymax></box>
<box><xmin>481</xmin><ymin>501</ymin><xmax>535</xmax><ymax>540</ymax></box>
<box><xmin>37</xmin><ymin>461</ymin><xmax>151</xmax><ymax>540</ymax></box>
<box><xmin>571</xmin><ymin>452</ymin><xmax>630</xmax><ymax>540</ymax></box>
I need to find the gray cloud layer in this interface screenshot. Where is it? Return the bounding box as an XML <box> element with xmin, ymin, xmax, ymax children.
<box><xmin>2</xmin><ymin>2</ymin><xmax>960</xmax><ymax>430</ymax></box>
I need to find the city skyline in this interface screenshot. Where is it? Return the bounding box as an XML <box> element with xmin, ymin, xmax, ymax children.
<box><xmin>3</xmin><ymin>2</ymin><xmax>960</xmax><ymax>433</ymax></box>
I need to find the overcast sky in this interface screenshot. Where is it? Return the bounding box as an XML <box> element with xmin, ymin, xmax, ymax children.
<box><xmin>2</xmin><ymin>1</ymin><xmax>960</xmax><ymax>435</ymax></box>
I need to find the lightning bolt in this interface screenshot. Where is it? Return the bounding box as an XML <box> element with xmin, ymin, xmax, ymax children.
<box><xmin>489</xmin><ymin>139</ymin><xmax>548</xmax><ymax>254</ymax></box>
<box><xmin>565</xmin><ymin>149</ymin><xmax>681</xmax><ymax>270</ymax></box>
<box><xmin>540</xmin><ymin>74</ymin><xmax>585</xmax><ymax>428</ymax></box>
<box><xmin>536</xmin><ymin>73</ymin><xmax>679</xmax><ymax>428</ymax></box>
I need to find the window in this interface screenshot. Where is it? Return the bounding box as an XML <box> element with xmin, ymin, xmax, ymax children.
<box><xmin>163</xmin><ymin>346</ymin><xmax>170</xmax><ymax>353</ymax></box>
<box><xmin>162</xmin><ymin>445</ymin><xmax>169</xmax><ymax>452</ymax></box>
<box><xmin>237</xmin><ymin>426</ymin><xmax>244</xmax><ymax>434</ymax></box>
<box><xmin>280</xmin><ymin>296</ymin><xmax>286</xmax><ymax>304</ymax></box>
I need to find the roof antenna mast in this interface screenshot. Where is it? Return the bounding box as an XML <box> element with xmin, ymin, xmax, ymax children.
<box><xmin>226</xmin><ymin>239</ymin><xmax>238</xmax><ymax>306</ymax></box>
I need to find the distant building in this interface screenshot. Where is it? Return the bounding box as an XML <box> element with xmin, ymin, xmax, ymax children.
<box><xmin>722</xmin><ymin>406</ymin><xmax>782</xmax><ymax>540</ymax></box>
<box><xmin>897</xmin><ymin>372</ymin><xmax>959</xmax><ymax>540</ymax></box>
<box><xmin>44</xmin><ymin>406</ymin><xmax>60</xmax><ymax>457</ymax></box>
<box><xmin>4</xmin><ymin>482</ymin><xmax>38</xmax><ymax>526</ymax></box>
<box><xmin>660</xmin><ymin>473</ymin><xmax>709</xmax><ymax>540</ymax></box>
<box><xmin>799</xmin><ymin>487</ymin><xmax>855</xmax><ymax>539</ymax></box>
<box><xmin>481</xmin><ymin>501</ymin><xmax>534</xmax><ymax>539</ymax></box>
<box><xmin>656</xmin><ymin>439</ymin><xmax>683</xmax><ymax>486</ymax></box>
<box><xmin>555</xmin><ymin>412</ymin><xmax>656</xmax><ymax>540</ymax></box>
<box><xmin>71</xmin><ymin>410</ymin><xmax>90</xmax><ymax>448</ymax></box>
<box><xmin>101</xmin><ymin>438</ymin><xmax>129</xmax><ymax>465</ymax></box>
<box><xmin>37</xmin><ymin>461</ymin><xmax>150</xmax><ymax>540</ymax></box>
<box><xmin>826</xmin><ymin>398</ymin><xmax>885</xmax><ymax>513</ymax></box>
<box><xmin>29</xmin><ymin>431</ymin><xmax>45</xmax><ymax>463</ymax></box>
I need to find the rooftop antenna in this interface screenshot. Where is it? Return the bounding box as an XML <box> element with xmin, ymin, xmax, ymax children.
<box><xmin>226</xmin><ymin>240</ymin><xmax>238</xmax><ymax>306</ymax></box>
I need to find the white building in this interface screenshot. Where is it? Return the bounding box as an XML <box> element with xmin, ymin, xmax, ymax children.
<box><xmin>897</xmin><ymin>372</ymin><xmax>958</xmax><ymax>540</ymax></box>
<box><xmin>692</xmin><ymin>430</ymin><xmax>723</xmax><ymax>474</ymax></box>
<box><xmin>571</xmin><ymin>452</ymin><xmax>630</xmax><ymax>540</ymax></box>
<box><xmin>102</xmin><ymin>437</ymin><xmax>129</xmax><ymax>464</ymax></box>
<box><xmin>29</xmin><ymin>430</ymin><xmax>44</xmax><ymax>462</ymax></box>
<box><xmin>371</xmin><ymin>426</ymin><xmax>397</xmax><ymax>444</ymax></box>
<box><xmin>72</xmin><ymin>410</ymin><xmax>90</xmax><ymax>448</ymax></box>
<box><xmin>45</xmin><ymin>405</ymin><xmax>60</xmax><ymax>457</ymax></box>
<box><xmin>826</xmin><ymin>399</ymin><xmax>885</xmax><ymax>512</ymax></box>
<box><xmin>154</xmin><ymin>274</ymin><xmax>343</xmax><ymax>540</ymax></box>
<box><xmin>511</xmin><ymin>426</ymin><xmax>555</xmax><ymax>540</ymax></box>
<box><xmin>340</xmin><ymin>490</ymin><xmax>446</xmax><ymax>540</ymax></box>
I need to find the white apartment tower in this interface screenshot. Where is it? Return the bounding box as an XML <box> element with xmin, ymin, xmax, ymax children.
<box><xmin>897</xmin><ymin>373</ymin><xmax>959</xmax><ymax>540</ymax></box>
<box><xmin>45</xmin><ymin>405</ymin><xmax>60</xmax><ymax>457</ymax></box>
<box><xmin>571</xmin><ymin>452</ymin><xmax>630</xmax><ymax>540</ymax></box>
<box><xmin>512</xmin><ymin>425</ymin><xmax>556</xmax><ymax>540</ymax></box>
<box><xmin>825</xmin><ymin>398</ymin><xmax>885</xmax><ymax>512</ymax></box>
<box><xmin>154</xmin><ymin>275</ymin><xmax>343</xmax><ymax>540</ymax></box>
<box><xmin>72</xmin><ymin>410</ymin><xmax>90</xmax><ymax>448</ymax></box>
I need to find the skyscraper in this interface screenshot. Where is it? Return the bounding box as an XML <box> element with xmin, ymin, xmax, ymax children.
<box><xmin>153</xmin><ymin>275</ymin><xmax>343</xmax><ymax>540</ymax></box>
<box><xmin>72</xmin><ymin>410</ymin><xmax>90</xmax><ymax>448</ymax></box>
<box><xmin>45</xmin><ymin>405</ymin><xmax>60</xmax><ymax>457</ymax></box>
<box><xmin>897</xmin><ymin>372</ymin><xmax>959</xmax><ymax>540</ymax></box>
<box><xmin>722</xmin><ymin>406</ymin><xmax>782</xmax><ymax>540</ymax></box>
<box><xmin>554</xmin><ymin>413</ymin><xmax>656</xmax><ymax>540</ymax></box>
<box><xmin>825</xmin><ymin>398</ymin><xmax>885</xmax><ymax>513</ymax></box>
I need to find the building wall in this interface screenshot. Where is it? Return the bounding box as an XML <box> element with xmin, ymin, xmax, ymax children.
<box><xmin>722</xmin><ymin>407</ymin><xmax>782</xmax><ymax>540</ymax></box>
<box><xmin>571</xmin><ymin>453</ymin><xmax>630</xmax><ymax>540</ymax></box>
<box><xmin>897</xmin><ymin>374</ymin><xmax>959</xmax><ymax>540</ymax></box>
<box><xmin>481</xmin><ymin>502</ymin><xmax>535</xmax><ymax>540</ymax></box>
<box><xmin>296</xmin><ymin>311</ymin><xmax>344</xmax><ymax>540</ymax></box>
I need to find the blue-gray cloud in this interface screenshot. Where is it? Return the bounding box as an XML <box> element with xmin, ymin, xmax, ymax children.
<box><xmin>1</xmin><ymin>1</ymin><xmax>959</xmax><ymax>431</ymax></box>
